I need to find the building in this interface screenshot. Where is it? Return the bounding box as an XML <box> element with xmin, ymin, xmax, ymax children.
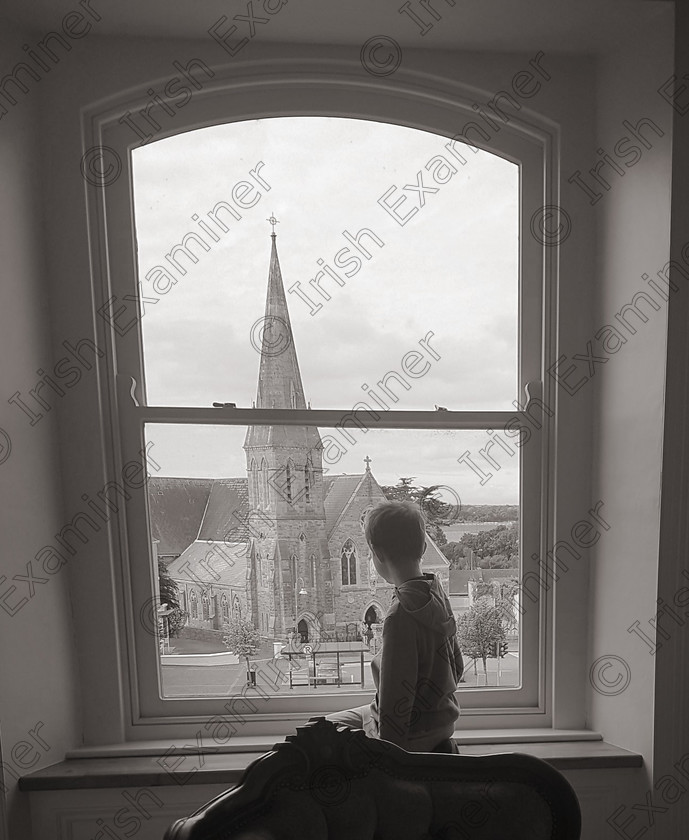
<box><xmin>150</xmin><ymin>232</ymin><xmax>449</xmax><ymax>643</ymax></box>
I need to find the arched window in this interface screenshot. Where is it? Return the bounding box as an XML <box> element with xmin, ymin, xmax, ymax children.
<box><xmin>341</xmin><ymin>539</ymin><xmax>357</xmax><ymax>586</ymax></box>
<box><xmin>232</xmin><ymin>594</ymin><xmax>241</xmax><ymax>620</ymax></box>
<box><xmin>201</xmin><ymin>593</ymin><xmax>210</xmax><ymax>620</ymax></box>
<box><xmin>189</xmin><ymin>589</ymin><xmax>198</xmax><ymax>620</ymax></box>
<box><xmin>285</xmin><ymin>460</ymin><xmax>293</xmax><ymax>503</ymax></box>
<box><xmin>304</xmin><ymin>465</ymin><xmax>311</xmax><ymax>504</ymax></box>
<box><xmin>249</xmin><ymin>458</ymin><xmax>258</xmax><ymax>507</ymax></box>
<box><xmin>260</xmin><ymin>458</ymin><xmax>269</xmax><ymax>509</ymax></box>
<box><xmin>221</xmin><ymin>594</ymin><xmax>229</xmax><ymax>624</ymax></box>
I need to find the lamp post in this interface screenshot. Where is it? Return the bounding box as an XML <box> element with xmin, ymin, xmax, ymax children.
<box><xmin>293</xmin><ymin>575</ymin><xmax>308</xmax><ymax>639</ymax></box>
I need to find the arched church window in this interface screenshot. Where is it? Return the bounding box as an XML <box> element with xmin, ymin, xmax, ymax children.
<box><xmin>249</xmin><ymin>459</ymin><xmax>258</xmax><ymax>507</ymax></box>
<box><xmin>221</xmin><ymin>594</ymin><xmax>229</xmax><ymax>624</ymax></box>
<box><xmin>189</xmin><ymin>589</ymin><xmax>198</xmax><ymax>619</ymax></box>
<box><xmin>341</xmin><ymin>539</ymin><xmax>357</xmax><ymax>586</ymax></box>
<box><xmin>233</xmin><ymin>594</ymin><xmax>241</xmax><ymax>620</ymax></box>
<box><xmin>304</xmin><ymin>464</ymin><xmax>311</xmax><ymax>504</ymax></box>
<box><xmin>201</xmin><ymin>593</ymin><xmax>210</xmax><ymax>620</ymax></box>
<box><xmin>260</xmin><ymin>458</ymin><xmax>269</xmax><ymax>509</ymax></box>
<box><xmin>285</xmin><ymin>460</ymin><xmax>293</xmax><ymax>503</ymax></box>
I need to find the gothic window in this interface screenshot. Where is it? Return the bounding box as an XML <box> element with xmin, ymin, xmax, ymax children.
<box><xmin>260</xmin><ymin>458</ymin><xmax>269</xmax><ymax>509</ymax></box>
<box><xmin>250</xmin><ymin>458</ymin><xmax>258</xmax><ymax>506</ymax></box>
<box><xmin>189</xmin><ymin>589</ymin><xmax>198</xmax><ymax>620</ymax></box>
<box><xmin>201</xmin><ymin>593</ymin><xmax>210</xmax><ymax>621</ymax></box>
<box><xmin>304</xmin><ymin>465</ymin><xmax>311</xmax><ymax>504</ymax></box>
<box><xmin>341</xmin><ymin>539</ymin><xmax>357</xmax><ymax>586</ymax></box>
<box><xmin>285</xmin><ymin>460</ymin><xmax>293</xmax><ymax>503</ymax></box>
<box><xmin>233</xmin><ymin>594</ymin><xmax>241</xmax><ymax>620</ymax></box>
<box><xmin>221</xmin><ymin>594</ymin><xmax>229</xmax><ymax>624</ymax></box>
<box><xmin>310</xmin><ymin>553</ymin><xmax>317</xmax><ymax>589</ymax></box>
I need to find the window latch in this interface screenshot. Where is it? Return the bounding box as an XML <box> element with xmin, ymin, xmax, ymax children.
<box><xmin>117</xmin><ymin>374</ymin><xmax>142</xmax><ymax>407</ymax></box>
<box><xmin>524</xmin><ymin>380</ymin><xmax>543</xmax><ymax>411</ymax></box>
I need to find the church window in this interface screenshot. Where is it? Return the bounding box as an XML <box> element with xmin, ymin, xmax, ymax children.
<box><xmin>285</xmin><ymin>460</ymin><xmax>293</xmax><ymax>503</ymax></box>
<box><xmin>304</xmin><ymin>465</ymin><xmax>311</xmax><ymax>503</ymax></box>
<box><xmin>341</xmin><ymin>539</ymin><xmax>357</xmax><ymax>586</ymax></box>
<box><xmin>201</xmin><ymin>593</ymin><xmax>210</xmax><ymax>621</ymax></box>
<box><xmin>189</xmin><ymin>590</ymin><xmax>198</xmax><ymax>620</ymax></box>
<box><xmin>221</xmin><ymin>594</ymin><xmax>229</xmax><ymax>624</ymax></box>
<box><xmin>260</xmin><ymin>458</ymin><xmax>269</xmax><ymax>510</ymax></box>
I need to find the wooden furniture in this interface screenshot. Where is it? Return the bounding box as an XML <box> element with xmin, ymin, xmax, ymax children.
<box><xmin>163</xmin><ymin>717</ymin><xmax>581</xmax><ymax>839</ymax></box>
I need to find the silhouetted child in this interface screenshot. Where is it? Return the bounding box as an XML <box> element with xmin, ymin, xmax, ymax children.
<box><xmin>328</xmin><ymin>501</ymin><xmax>463</xmax><ymax>753</ymax></box>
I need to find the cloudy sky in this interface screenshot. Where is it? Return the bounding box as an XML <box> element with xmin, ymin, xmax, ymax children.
<box><xmin>132</xmin><ymin>117</ymin><xmax>519</xmax><ymax>503</ymax></box>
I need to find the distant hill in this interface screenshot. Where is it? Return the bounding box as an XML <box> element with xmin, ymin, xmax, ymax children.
<box><xmin>444</xmin><ymin>504</ymin><xmax>518</xmax><ymax>523</ymax></box>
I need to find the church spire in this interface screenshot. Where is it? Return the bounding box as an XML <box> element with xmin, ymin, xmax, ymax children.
<box><xmin>254</xmin><ymin>226</ymin><xmax>308</xmax><ymax>410</ymax></box>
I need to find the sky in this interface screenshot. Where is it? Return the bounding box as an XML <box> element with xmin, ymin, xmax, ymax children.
<box><xmin>132</xmin><ymin>117</ymin><xmax>520</xmax><ymax>504</ymax></box>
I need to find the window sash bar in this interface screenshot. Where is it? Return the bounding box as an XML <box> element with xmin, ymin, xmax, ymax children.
<box><xmin>131</xmin><ymin>406</ymin><xmax>526</xmax><ymax>429</ymax></box>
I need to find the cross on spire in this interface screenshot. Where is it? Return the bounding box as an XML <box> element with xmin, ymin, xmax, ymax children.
<box><xmin>364</xmin><ymin>455</ymin><xmax>372</xmax><ymax>471</ymax></box>
<box><xmin>267</xmin><ymin>213</ymin><xmax>280</xmax><ymax>235</ymax></box>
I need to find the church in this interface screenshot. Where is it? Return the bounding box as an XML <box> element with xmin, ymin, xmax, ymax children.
<box><xmin>149</xmin><ymin>228</ymin><xmax>450</xmax><ymax>646</ymax></box>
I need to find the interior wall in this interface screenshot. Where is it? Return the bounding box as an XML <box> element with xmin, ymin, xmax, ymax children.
<box><xmin>0</xmin><ymin>19</ymin><xmax>81</xmax><ymax>840</ymax></box>
<box><xmin>587</xmin><ymin>15</ymin><xmax>674</xmax><ymax>778</ymax></box>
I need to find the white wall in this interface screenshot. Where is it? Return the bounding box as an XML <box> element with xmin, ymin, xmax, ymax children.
<box><xmin>588</xmin><ymin>15</ymin><xmax>674</xmax><ymax>780</ymax></box>
<box><xmin>0</xmin><ymin>20</ymin><xmax>81</xmax><ymax>840</ymax></box>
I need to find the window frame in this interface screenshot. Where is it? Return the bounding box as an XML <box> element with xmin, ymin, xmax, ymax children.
<box><xmin>83</xmin><ymin>59</ymin><xmax>559</xmax><ymax>740</ymax></box>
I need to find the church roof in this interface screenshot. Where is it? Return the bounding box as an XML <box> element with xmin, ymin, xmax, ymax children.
<box><xmin>148</xmin><ymin>477</ymin><xmax>250</xmax><ymax>556</ymax></box>
<box><xmin>167</xmin><ymin>540</ymin><xmax>249</xmax><ymax>588</ymax></box>
<box><xmin>422</xmin><ymin>534</ymin><xmax>450</xmax><ymax>569</ymax></box>
<box><xmin>197</xmin><ymin>479</ymin><xmax>250</xmax><ymax>542</ymax></box>
<box><xmin>323</xmin><ymin>474</ymin><xmax>363</xmax><ymax>534</ymax></box>
<box><xmin>147</xmin><ymin>477</ymin><xmax>213</xmax><ymax>556</ymax></box>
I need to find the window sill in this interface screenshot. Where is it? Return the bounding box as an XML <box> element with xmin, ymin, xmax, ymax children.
<box><xmin>20</xmin><ymin>732</ymin><xmax>642</xmax><ymax>792</ymax></box>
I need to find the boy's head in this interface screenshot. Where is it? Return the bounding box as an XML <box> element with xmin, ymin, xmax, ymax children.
<box><xmin>364</xmin><ymin>501</ymin><xmax>427</xmax><ymax>566</ymax></box>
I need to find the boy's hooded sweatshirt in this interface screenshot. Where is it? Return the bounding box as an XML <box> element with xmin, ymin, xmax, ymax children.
<box><xmin>369</xmin><ymin>572</ymin><xmax>464</xmax><ymax>751</ymax></box>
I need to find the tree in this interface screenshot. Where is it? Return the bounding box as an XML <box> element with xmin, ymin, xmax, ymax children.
<box><xmin>222</xmin><ymin>618</ymin><xmax>262</xmax><ymax>684</ymax></box>
<box><xmin>380</xmin><ymin>477</ymin><xmax>454</xmax><ymax>546</ymax></box>
<box><xmin>456</xmin><ymin>598</ymin><xmax>507</xmax><ymax>683</ymax></box>
<box><xmin>158</xmin><ymin>560</ymin><xmax>188</xmax><ymax>638</ymax></box>
<box><xmin>440</xmin><ymin>541</ymin><xmax>466</xmax><ymax>569</ymax></box>
<box><xmin>458</xmin><ymin>524</ymin><xmax>519</xmax><ymax>567</ymax></box>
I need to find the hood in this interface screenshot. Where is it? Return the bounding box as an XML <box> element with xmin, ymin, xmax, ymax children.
<box><xmin>394</xmin><ymin>573</ymin><xmax>456</xmax><ymax>635</ymax></box>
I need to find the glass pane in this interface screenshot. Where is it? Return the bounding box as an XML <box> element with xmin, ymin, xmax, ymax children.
<box><xmin>143</xmin><ymin>424</ymin><xmax>520</xmax><ymax>698</ymax></box>
<box><xmin>131</xmin><ymin>117</ymin><xmax>518</xmax><ymax>411</ymax></box>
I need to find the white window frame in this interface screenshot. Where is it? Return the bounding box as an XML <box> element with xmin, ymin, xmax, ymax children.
<box><xmin>82</xmin><ymin>58</ymin><xmax>559</xmax><ymax>741</ymax></box>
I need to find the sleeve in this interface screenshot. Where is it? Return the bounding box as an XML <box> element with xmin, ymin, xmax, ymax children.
<box><xmin>451</xmin><ymin>634</ymin><xmax>464</xmax><ymax>683</ymax></box>
<box><xmin>377</xmin><ymin>610</ymin><xmax>418</xmax><ymax>749</ymax></box>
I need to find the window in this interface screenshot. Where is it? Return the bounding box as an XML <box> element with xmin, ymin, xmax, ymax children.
<box><xmin>341</xmin><ymin>539</ymin><xmax>357</xmax><ymax>586</ymax></box>
<box><xmin>89</xmin><ymin>67</ymin><xmax>553</xmax><ymax>736</ymax></box>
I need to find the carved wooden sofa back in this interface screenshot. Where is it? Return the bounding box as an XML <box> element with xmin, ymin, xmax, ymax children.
<box><xmin>164</xmin><ymin>718</ymin><xmax>581</xmax><ymax>839</ymax></box>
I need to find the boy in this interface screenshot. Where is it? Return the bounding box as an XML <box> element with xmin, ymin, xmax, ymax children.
<box><xmin>327</xmin><ymin>501</ymin><xmax>463</xmax><ymax>753</ymax></box>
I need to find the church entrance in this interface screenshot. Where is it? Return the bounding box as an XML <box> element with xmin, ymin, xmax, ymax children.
<box><xmin>297</xmin><ymin>618</ymin><xmax>309</xmax><ymax>643</ymax></box>
<box><xmin>362</xmin><ymin>605</ymin><xmax>381</xmax><ymax>646</ymax></box>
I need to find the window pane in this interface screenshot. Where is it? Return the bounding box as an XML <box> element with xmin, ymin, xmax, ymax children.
<box><xmin>144</xmin><ymin>424</ymin><xmax>520</xmax><ymax>698</ymax></box>
<box><xmin>131</xmin><ymin>117</ymin><xmax>518</xmax><ymax>411</ymax></box>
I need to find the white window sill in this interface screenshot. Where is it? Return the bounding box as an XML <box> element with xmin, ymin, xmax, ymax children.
<box><xmin>19</xmin><ymin>731</ymin><xmax>642</xmax><ymax>792</ymax></box>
